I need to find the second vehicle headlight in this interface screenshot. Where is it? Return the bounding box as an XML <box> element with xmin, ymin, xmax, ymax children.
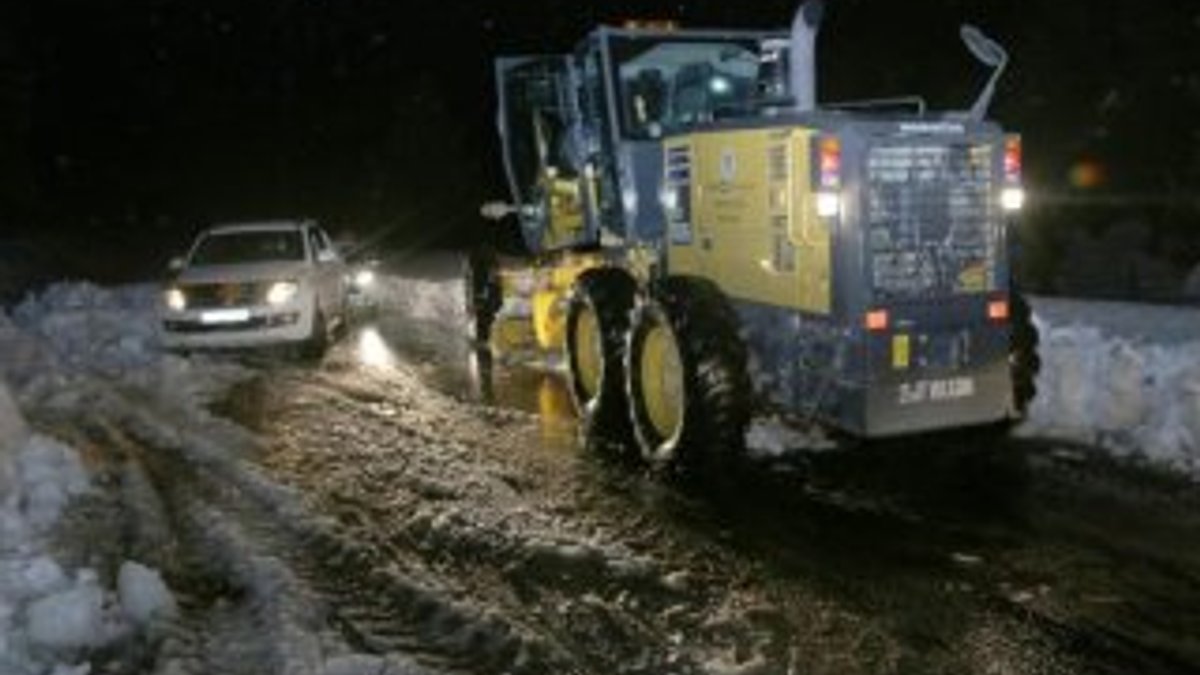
<box><xmin>265</xmin><ymin>281</ymin><xmax>299</xmax><ymax>306</ymax></box>
<box><xmin>353</xmin><ymin>269</ymin><xmax>375</xmax><ymax>289</ymax></box>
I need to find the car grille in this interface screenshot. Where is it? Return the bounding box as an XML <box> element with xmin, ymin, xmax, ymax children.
<box><xmin>183</xmin><ymin>282</ymin><xmax>264</xmax><ymax>309</ymax></box>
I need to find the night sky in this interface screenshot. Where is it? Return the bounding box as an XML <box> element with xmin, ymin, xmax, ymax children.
<box><xmin>1</xmin><ymin>0</ymin><xmax>1198</xmax><ymax>282</ymax></box>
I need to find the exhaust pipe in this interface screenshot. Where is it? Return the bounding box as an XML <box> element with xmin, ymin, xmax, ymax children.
<box><xmin>789</xmin><ymin>0</ymin><xmax>825</xmax><ymax>112</ymax></box>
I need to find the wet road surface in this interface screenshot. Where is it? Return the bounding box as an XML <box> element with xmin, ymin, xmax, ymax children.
<box><xmin>11</xmin><ymin>261</ymin><xmax>1190</xmax><ymax>674</ymax></box>
<box><xmin>187</xmin><ymin>287</ymin><xmax>1200</xmax><ymax>675</ymax></box>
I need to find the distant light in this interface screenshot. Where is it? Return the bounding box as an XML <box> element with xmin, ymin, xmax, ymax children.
<box><xmin>1000</xmin><ymin>187</ymin><xmax>1025</xmax><ymax>212</ymax></box>
<box><xmin>1069</xmin><ymin>159</ymin><xmax>1106</xmax><ymax>189</ymax></box>
<box><xmin>816</xmin><ymin>190</ymin><xmax>841</xmax><ymax>217</ymax></box>
<box><xmin>709</xmin><ymin>76</ymin><xmax>732</xmax><ymax>95</ymax></box>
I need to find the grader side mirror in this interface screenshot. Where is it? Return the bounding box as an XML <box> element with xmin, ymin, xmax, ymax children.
<box><xmin>961</xmin><ymin>25</ymin><xmax>1007</xmax><ymax>68</ymax></box>
<box><xmin>960</xmin><ymin>24</ymin><xmax>1009</xmax><ymax>121</ymax></box>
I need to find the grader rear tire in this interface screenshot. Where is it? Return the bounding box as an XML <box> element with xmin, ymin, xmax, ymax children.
<box><xmin>1010</xmin><ymin>290</ymin><xmax>1040</xmax><ymax>416</ymax></box>
<box><xmin>626</xmin><ymin>277</ymin><xmax>751</xmax><ymax>471</ymax></box>
<box><xmin>564</xmin><ymin>268</ymin><xmax>636</xmax><ymax>441</ymax></box>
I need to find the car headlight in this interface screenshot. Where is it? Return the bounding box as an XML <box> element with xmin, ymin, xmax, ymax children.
<box><xmin>353</xmin><ymin>269</ymin><xmax>375</xmax><ymax>289</ymax></box>
<box><xmin>165</xmin><ymin>287</ymin><xmax>187</xmax><ymax>311</ymax></box>
<box><xmin>265</xmin><ymin>281</ymin><xmax>299</xmax><ymax>306</ymax></box>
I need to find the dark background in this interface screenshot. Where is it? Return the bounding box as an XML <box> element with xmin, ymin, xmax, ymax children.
<box><xmin>1</xmin><ymin>0</ymin><xmax>1198</xmax><ymax>299</ymax></box>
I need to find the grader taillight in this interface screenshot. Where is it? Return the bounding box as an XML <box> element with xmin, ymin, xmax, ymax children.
<box><xmin>818</xmin><ymin>136</ymin><xmax>842</xmax><ymax>187</ymax></box>
<box><xmin>815</xmin><ymin>136</ymin><xmax>843</xmax><ymax>217</ymax></box>
<box><xmin>1003</xmin><ymin>136</ymin><xmax>1021</xmax><ymax>181</ymax></box>
<box><xmin>1001</xmin><ymin>135</ymin><xmax>1025</xmax><ymax>212</ymax></box>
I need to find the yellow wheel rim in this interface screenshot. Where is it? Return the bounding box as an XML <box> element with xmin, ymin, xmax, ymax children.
<box><xmin>573</xmin><ymin>305</ymin><xmax>603</xmax><ymax>399</ymax></box>
<box><xmin>640</xmin><ymin>322</ymin><xmax>684</xmax><ymax>441</ymax></box>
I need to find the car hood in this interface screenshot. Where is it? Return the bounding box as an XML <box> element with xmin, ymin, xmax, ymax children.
<box><xmin>175</xmin><ymin>261</ymin><xmax>312</xmax><ymax>285</ymax></box>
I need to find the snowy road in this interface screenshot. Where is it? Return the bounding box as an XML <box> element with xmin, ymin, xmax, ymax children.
<box><xmin>3</xmin><ymin>264</ymin><xmax>1199</xmax><ymax>674</ymax></box>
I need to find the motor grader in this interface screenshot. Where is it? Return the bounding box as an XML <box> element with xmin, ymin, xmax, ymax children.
<box><xmin>472</xmin><ymin>0</ymin><xmax>1039</xmax><ymax>468</ymax></box>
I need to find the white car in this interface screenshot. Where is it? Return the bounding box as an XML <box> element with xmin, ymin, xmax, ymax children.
<box><xmin>161</xmin><ymin>220</ymin><xmax>347</xmax><ymax>355</ymax></box>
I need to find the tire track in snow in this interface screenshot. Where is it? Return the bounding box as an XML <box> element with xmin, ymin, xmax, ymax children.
<box><xmin>102</xmin><ymin>388</ymin><xmax>562</xmax><ymax>675</ymax></box>
<box><xmin>240</xmin><ymin>365</ymin><xmax>798</xmax><ymax>675</ymax></box>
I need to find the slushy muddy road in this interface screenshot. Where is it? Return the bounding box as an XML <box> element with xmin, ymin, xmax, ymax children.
<box><xmin>37</xmin><ymin>270</ymin><xmax>1200</xmax><ymax>675</ymax></box>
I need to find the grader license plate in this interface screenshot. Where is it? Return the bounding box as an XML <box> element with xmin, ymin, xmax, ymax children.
<box><xmin>898</xmin><ymin>377</ymin><xmax>975</xmax><ymax>406</ymax></box>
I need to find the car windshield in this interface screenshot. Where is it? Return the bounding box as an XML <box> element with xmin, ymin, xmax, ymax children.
<box><xmin>189</xmin><ymin>230</ymin><xmax>306</xmax><ymax>266</ymax></box>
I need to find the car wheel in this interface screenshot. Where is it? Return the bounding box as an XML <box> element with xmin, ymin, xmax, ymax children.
<box><xmin>301</xmin><ymin>308</ymin><xmax>329</xmax><ymax>360</ymax></box>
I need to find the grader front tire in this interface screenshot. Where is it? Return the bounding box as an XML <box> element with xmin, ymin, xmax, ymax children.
<box><xmin>564</xmin><ymin>269</ymin><xmax>637</xmax><ymax>442</ymax></box>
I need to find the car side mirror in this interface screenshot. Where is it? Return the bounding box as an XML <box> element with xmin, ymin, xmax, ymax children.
<box><xmin>167</xmin><ymin>256</ymin><xmax>186</xmax><ymax>273</ymax></box>
<box><xmin>316</xmin><ymin>249</ymin><xmax>338</xmax><ymax>264</ymax></box>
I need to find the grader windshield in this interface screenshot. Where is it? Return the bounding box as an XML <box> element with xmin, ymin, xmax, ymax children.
<box><xmin>608</xmin><ymin>35</ymin><xmax>772</xmax><ymax>139</ymax></box>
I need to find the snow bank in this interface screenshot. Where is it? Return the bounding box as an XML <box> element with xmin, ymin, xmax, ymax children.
<box><xmin>0</xmin><ymin>378</ymin><xmax>178</xmax><ymax>674</ymax></box>
<box><xmin>25</xmin><ymin>571</ymin><xmax>111</xmax><ymax>650</ymax></box>
<box><xmin>12</xmin><ymin>434</ymin><xmax>90</xmax><ymax>533</ymax></box>
<box><xmin>0</xmin><ymin>382</ymin><xmax>27</xmax><ymax>496</ymax></box>
<box><xmin>117</xmin><ymin>560</ymin><xmax>178</xmax><ymax>626</ymax></box>
<box><xmin>0</xmin><ymin>405</ymin><xmax>104</xmax><ymax>673</ymax></box>
<box><xmin>372</xmin><ymin>251</ymin><xmax>468</xmax><ymax>326</ymax></box>
<box><xmin>1023</xmin><ymin>298</ymin><xmax>1200</xmax><ymax>478</ymax></box>
<box><xmin>376</xmin><ymin>274</ymin><xmax>466</xmax><ymax>326</ymax></box>
<box><xmin>10</xmin><ymin>282</ymin><xmax>161</xmax><ymax>378</ymax></box>
<box><xmin>3</xmin><ymin>281</ymin><xmax>250</xmax><ymax>412</ymax></box>
<box><xmin>0</xmin><ymin>377</ymin><xmax>28</xmax><ymax>449</ymax></box>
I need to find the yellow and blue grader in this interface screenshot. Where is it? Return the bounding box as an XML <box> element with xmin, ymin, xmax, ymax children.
<box><xmin>470</xmin><ymin>0</ymin><xmax>1039</xmax><ymax>468</ymax></box>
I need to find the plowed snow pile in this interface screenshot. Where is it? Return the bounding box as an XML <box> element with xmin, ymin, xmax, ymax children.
<box><xmin>1023</xmin><ymin>298</ymin><xmax>1200</xmax><ymax>478</ymax></box>
<box><xmin>0</xmin><ymin>382</ymin><xmax>177</xmax><ymax>675</ymax></box>
<box><xmin>374</xmin><ymin>253</ymin><xmax>467</xmax><ymax>326</ymax></box>
<box><xmin>0</xmin><ymin>288</ymin><xmax>223</xmax><ymax>675</ymax></box>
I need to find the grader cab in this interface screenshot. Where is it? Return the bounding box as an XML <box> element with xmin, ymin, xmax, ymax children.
<box><xmin>476</xmin><ymin>0</ymin><xmax>1038</xmax><ymax>468</ymax></box>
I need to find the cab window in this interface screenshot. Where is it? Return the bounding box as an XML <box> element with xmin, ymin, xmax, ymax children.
<box><xmin>609</xmin><ymin>37</ymin><xmax>761</xmax><ymax>139</ymax></box>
